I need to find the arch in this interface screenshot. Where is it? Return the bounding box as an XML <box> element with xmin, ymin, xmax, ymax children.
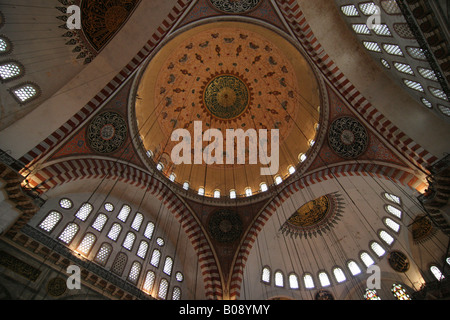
<box><xmin>25</xmin><ymin>158</ymin><xmax>221</xmax><ymax>299</ymax></box>
<box><xmin>230</xmin><ymin>162</ymin><xmax>424</xmax><ymax>299</ymax></box>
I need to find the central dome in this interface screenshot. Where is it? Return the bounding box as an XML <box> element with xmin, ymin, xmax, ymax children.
<box><xmin>134</xmin><ymin>22</ymin><xmax>322</xmax><ymax>199</ymax></box>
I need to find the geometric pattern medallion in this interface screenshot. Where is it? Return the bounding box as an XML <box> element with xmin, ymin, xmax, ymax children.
<box><xmin>87</xmin><ymin>111</ymin><xmax>128</xmax><ymax>154</ymax></box>
<box><xmin>328</xmin><ymin>116</ymin><xmax>369</xmax><ymax>159</ymax></box>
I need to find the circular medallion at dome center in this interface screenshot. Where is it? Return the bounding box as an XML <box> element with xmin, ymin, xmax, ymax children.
<box><xmin>203</xmin><ymin>75</ymin><xmax>250</xmax><ymax>120</ymax></box>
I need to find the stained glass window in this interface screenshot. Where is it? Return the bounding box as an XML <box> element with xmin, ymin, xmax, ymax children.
<box><xmin>384</xmin><ymin>217</ymin><xmax>400</xmax><ymax>232</ymax></box>
<box><xmin>364</xmin><ymin>288</ymin><xmax>381</xmax><ymax>300</ymax></box>
<box><xmin>392</xmin><ymin>284</ymin><xmax>411</xmax><ymax>300</ymax></box>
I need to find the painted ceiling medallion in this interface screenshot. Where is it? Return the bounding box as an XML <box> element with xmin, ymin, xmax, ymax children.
<box><xmin>87</xmin><ymin>111</ymin><xmax>128</xmax><ymax>154</ymax></box>
<box><xmin>388</xmin><ymin>251</ymin><xmax>410</xmax><ymax>273</ymax></box>
<box><xmin>201</xmin><ymin>71</ymin><xmax>252</xmax><ymax>121</ymax></box>
<box><xmin>328</xmin><ymin>116</ymin><xmax>369</xmax><ymax>159</ymax></box>
<box><xmin>208</xmin><ymin>209</ymin><xmax>243</xmax><ymax>243</ymax></box>
<box><xmin>280</xmin><ymin>192</ymin><xmax>345</xmax><ymax>239</ymax></box>
<box><xmin>209</xmin><ymin>0</ymin><xmax>261</xmax><ymax>14</ymax></box>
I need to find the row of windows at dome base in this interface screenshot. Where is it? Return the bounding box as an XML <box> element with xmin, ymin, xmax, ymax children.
<box><xmin>0</xmin><ymin>34</ymin><xmax>41</xmax><ymax>104</ymax></box>
<box><xmin>148</xmin><ymin>149</ymin><xmax>314</xmax><ymax>199</ymax></box>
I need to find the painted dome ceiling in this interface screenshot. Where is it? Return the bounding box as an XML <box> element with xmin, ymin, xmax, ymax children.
<box><xmin>135</xmin><ymin>21</ymin><xmax>322</xmax><ymax>197</ymax></box>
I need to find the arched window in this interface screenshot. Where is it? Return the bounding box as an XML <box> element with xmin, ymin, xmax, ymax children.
<box><xmin>245</xmin><ymin>187</ymin><xmax>252</xmax><ymax>197</ymax></box>
<box><xmin>289</xmin><ymin>273</ymin><xmax>299</xmax><ymax>289</ymax></box>
<box><xmin>383</xmin><ymin>192</ymin><xmax>401</xmax><ymax>205</ymax></box>
<box><xmin>38</xmin><ymin>211</ymin><xmax>62</xmax><ymax>233</ymax></box>
<box><xmin>142</xmin><ymin>271</ymin><xmax>156</xmax><ymax>294</ymax></box>
<box><xmin>379</xmin><ymin>230</ymin><xmax>395</xmax><ymax>245</ymax></box>
<box><xmin>122</xmin><ymin>232</ymin><xmax>136</xmax><ymax>251</ymax></box>
<box><xmin>158</xmin><ymin>279</ymin><xmax>169</xmax><ymax>300</ymax></box>
<box><xmin>229</xmin><ymin>189</ymin><xmax>237</xmax><ymax>199</ymax></box>
<box><xmin>392</xmin><ymin>283</ymin><xmax>411</xmax><ymax>300</ymax></box>
<box><xmin>318</xmin><ymin>272</ymin><xmax>331</xmax><ymax>287</ymax></box>
<box><xmin>10</xmin><ymin>83</ymin><xmax>40</xmax><ymax>104</ymax></box>
<box><xmin>213</xmin><ymin>190</ymin><xmax>221</xmax><ymax>198</ymax></box>
<box><xmin>370</xmin><ymin>242</ymin><xmax>386</xmax><ymax>257</ymax></box>
<box><xmin>360</xmin><ymin>252</ymin><xmax>375</xmax><ymax>267</ymax></box>
<box><xmin>274</xmin><ymin>176</ymin><xmax>283</xmax><ymax>185</ymax></box>
<box><xmin>107</xmin><ymin>223</ymin><xmax>122</xmax><ymax>241</ymax></box>
<box><xmin>117</xmin><ymin>204</ymin><xmax>131</xmax><ymax>222</ymax></box>
<box><xmin>261</xmin><ymin>266</ymin><xmax>271</xmax><ymax>284</ymax></box>
<box><xmin>183</xmin><ymin>181</ymin><xmax>190</xmax><ymax>190</ymax></box>
<box><xmin>384</xmin><ymin>217</ymin><xmax>401</xmax><ymax>233</ymax></box>
<box><xmin>364</xmin><ymin>288</ymin><xmax>381</xmax><ymax>300</ymax></box>
<box><xmin>150</xmin><ymin>249</ymin><xmax>161</xmax><ymax>268</ymax></box>
<box><xmin>260</xmin><ymin>183</ymin><xmax>268</xmax><ymax>192</ymax></box>
<box><xmin>274</xmin><ymin>271</ymin><xmax>284</xmax><ymax>287</ymax></box>
<box><xmin>0</xmin><ymin>36</ymin><xmax>12</xmax><ymax>55</ymax></box>
<box><xmin>347</xmin><ymin>260</ymin><xmax>362</xmax><ymax>276</ymax></box>
<box><xmin>333</xmin><ymin>267</ymin><xmax>347</xmax><ymax>283</ymax></box>
<box><xmin>91</xmin><ymin>213</ymin><xmax>108</xmax><ymax>232</ymax></box>
<box><xmin>127</xmin><ymin>261</ymin><xmax>142</xmax><ymax>284</ymax></box>
<box><xmin>75</xmin><ymin>202</ymin><xmax>93</xmax><ymax>221</ymax></box>
<box><xmin>58</xmin><ymin>222</ymin><xmax>79</xmax><ymax>244</ymax></box>
<box><xmin>385</xmin><ymin>205</ymin><xmax>402</xmax><ymax>219</ymax></box>
<box><xmin>144</xmin><ymin>222</ymin><xmax>155</xmax><ymax>240</ymax></box>
<box><xmin>94</xmin><ymin>243</ymin><xmax>113</xmax><ymax>266</ymax></box>
<box><xmin>163</xmin><ymin>256</ymin><xmax>174</xmax><ymax>276</ymax></box>
<box><xmin>136</xmin><ymin>241</ymin><xmax>149</xmax><ymax>259</ymax></box>
<box><xmin>131</xmin><ymin>213</ymin><xmax>144</xmax><ymax>231</ymax></box>
<box><xmin>172</xmin><ymin>287</ymin><xmax>182</xmax><ymax>300</ymax></box>
<box><xmin>77</xmin><ymin>233</ymin><xmax>96</xmax><ymax>256</ymax></box>
<box><xmin>303</xmin><ymin>273</ymin><xmax>315</xmax><ymax>289</ymax></box>
<box><xmin>0</xmin><ymin>61</ymin><xmax>24</xmax><ymax>82</ymax></box>
<box><xmin>430</xmin><ymin>265</ymin><xmax>445</xmax><ymax>281</ymax></box>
